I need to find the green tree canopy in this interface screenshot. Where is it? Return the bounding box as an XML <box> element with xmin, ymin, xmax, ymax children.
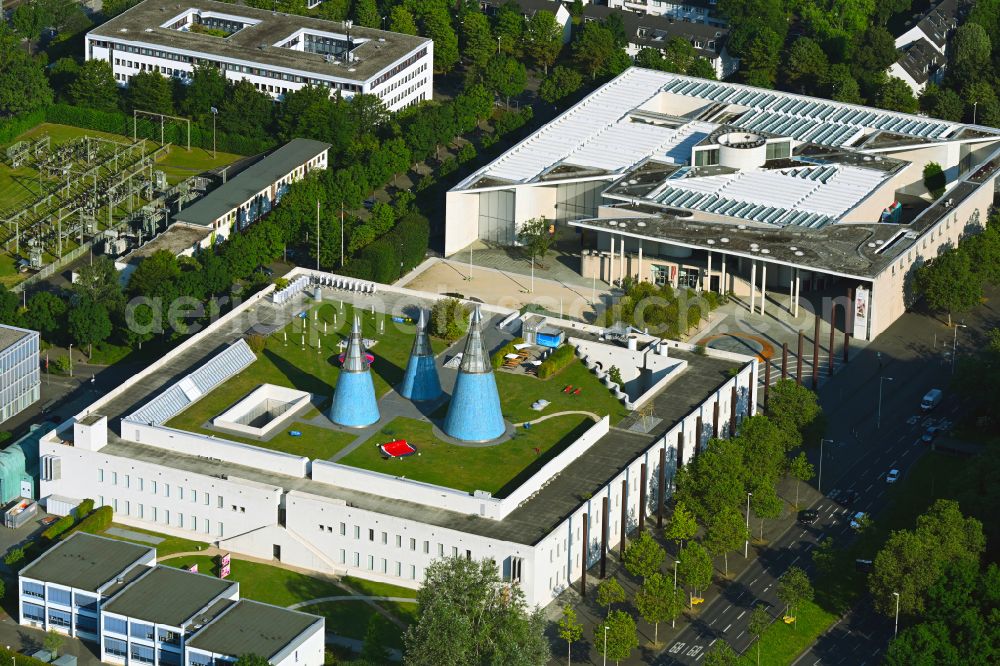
<box><xmin>556</xmin><ymin>605</ymin><xmax>583</xmax><ymax>665</ymax></box>
<box><xmin>0</xmin><ymin>30</ymin><xmax>53</xmax><ymax>115</ymax></box>
<box><xmin>573</xmin><ymin>21</ymin><xmax>620</xmax><ymax>79</ymax></box>
<box><xmin>947</xmin><ymin>23</ymin><xmax>991</xmax><ymax>89</ymax></box>
<box><xmin>765</xmin><ymin>379</ymin><xmax>826</xmax><ymax>450</ymax></box>
<box><xmin>23</xmin><ymin>291</ymin><xmax>67</xmax><ymax>341</ymax></box>
<box><xmin>784</xmin><ymin>37</ymin><xmax>828</xmax><ymax>95</ymax></box>
<box><xmin>678</xmin><ymin>541</ymin><xmax>713</xmax><ymax>603</ymax></box>
<box><xmin>388</xmin><ymin>6</ymin><xmax>417</xmax><ymax>35</ymax></box>
<box><xmin>126</xmin><ymin>71</ymin><xmax>175</xmax><ymax>115</ymax></box>
<box><xmin>596</xmin><ymin>577</ymin><xmax>626</xmax><ymax>616</ymax></box>
<box><xmin>876</xmin><ymin>77</ymin><xmax>919</xmax><ymax>113</ymax></box>
<box><xmin>675</xmin><ymin>438</ymin><xmax>746</xmax><ymax>524</ymax></box>
<box><xmin>704</xmin><ymin>505</ymin><xmax>750</xmax><ymax>576</ymax></box>
<box><xmin>703</xmin><ymin>639</ymin><xmax>738</xmax><ymax>666</ymax></box>
<box><xmin>352</xmin><ymin>0</ymin><xmax>379</xmax><ymax>28</ymax></box>
<box><xmin>67</xmin><ymin>60</ymin><xmax>119</xmax><ymax>112</ymax></box>
<box><xmin>524</xmin><ymin>10</ymin><xmax>563</xmax><ymax>74</ymax></box>
<box><xmin>665</xmin><ymin>501</ymin><xmax>698</xmax><ymax>550</ymax></box>
<box><xmin>777</xmin><ymin>566</ymin><xmax>813</xmax><ymax>624</ymax></box>
<box><xmin>403</xmin><ymin>557</ymin><xmax>549</xmax><ymax>665</ymax></box>
<box><xmin>634</xmin><ymin>572</ymin><xmax>685</xmax><ymax>645</ymax></box>
<box><xmin>913</xmin><ymin>246</ymin><xmax>982</xmax><ymax>325</ymax></box>
<box><xmin>594</xmin><ymin>610</ymin><xmax>638</xmax><ymax>665</ymax></box>
<box><xmin>623</xmin><ymin>531</ymin><xmax>665</xmax><ymax>580</ymax></box>
<box><xmin>787</xmin><ymin>451</ymin><xmax>814</xmax><ymax>509</ymax></box>
<box><xmin>68</xmin><ymin>298</ymin><xmax>112</xmax><ymax>355</ymax></box>
<box><xmin>539</xmin><ymin>66</ymin><xmax>583</xmax><ymax>105</ymax></box>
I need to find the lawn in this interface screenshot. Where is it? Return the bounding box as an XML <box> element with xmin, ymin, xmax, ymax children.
<box><xmin>166</xmin><ymin>304</ymin><xmax>446</xmax><ymax>445</ymax></box>
<box><xmin>161</xmin><ymin>555</ymin><xmax>412</xmax><ymax>646</ymax></box>
<box><xmin>736</xmin><ymin>600</ymin><xmax>836</xmax><ymax>666</ymax></box>
<box><xmin>101</xmin><ymin>523</ymin><xmax>211</xmax><ymax>558</ymax></box>
<box><xmin>338</xmin><ymin>414</ymin><xmax>594</xmax><ymax>496</ymax></box>
<box><xmin>494</xmin><ymin>358</ymin><xmax>629</xmax><ymax>425</ymax></box>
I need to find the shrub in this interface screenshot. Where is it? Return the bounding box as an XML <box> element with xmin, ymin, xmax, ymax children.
<box><xmin>923</xmin><ymin>161</ymin><xmax>946</xmax><ymax>199</ymax></box>
<box><xmin>438</xmin><ymin>157</ymin><xmax>458</xmax><ymax>176</ymax></box>
<box><xmin>490</xmin><ymin>337</ymin><xmax>524</xmax><ymax>369</ymax></box>
<box><xmin>4</xmin><ymin>547</ymin><xmax>24</xmax><ymax>567</ymax></box>
<box><xmin>608</xmin><ymin>365</ymin><xmax>623</xmax><ymax>387</ymax></box>
<box><xmin>456</xmin><ymin>143</ymin><xmax>477</xmax><ymax>164</ymax></box>
<box><xmin>245</xmin><ymin>334</ymin><xmax>267</xmax><ymax>354</ymax></box>
<box><xmin>273</xmin><ymin>277</ymin><xmax>289</xmax><ymax>291</ymax></box>
<box><xmin>42</xmin><ymin>515</ymin><xmax>74</xmax><ymax>541</ymax></box>
<box><xmin>430</xmin><ymin>298</ymin><xmax>470</xmax><ymax>342</ymax></box>
<box><xmin>67</xmin><ymin>506</ymin><xmax>113</xmax><ymax>537</ymax></box>
<box><xmin>77</xmin><ymin>498</ymin><xmax>95</xmax><ymax>517</ymax></box>
<box><xmin>537</xmin><ymin>344</ymin><xmax>576</xmax><ymax>379</ymax></box>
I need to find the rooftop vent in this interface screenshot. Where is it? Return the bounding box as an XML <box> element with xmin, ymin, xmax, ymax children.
<box><xmin>637</xmin><ymin>221</ymin><xmax>646</xmax><ymax>227</ymax></box>
<box><xmin>706</xmin><ymin>239</ymin><xmax>715</xmax><ymax>245</ymax></box>
<box><xmin>794</xmin><ymin>250</ymin><xmax>804</xmax><ymax>257</ymax></box>
<box><xmin>720</xmin><ymin>237</ymin><xmax>729</xmax><ymax>243</ymax></box>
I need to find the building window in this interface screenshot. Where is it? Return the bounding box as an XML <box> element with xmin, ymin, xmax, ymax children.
<box><xmin>369</xmin><ymin>529</ymin><xmax>375</xmax><ymax>542</ymax></box>
<box><xmin>22</xmin><ymin>581</ymin><xmax>44</xmax><ymax>599</ymax></box>
<box><xmin>409</xmin><ymin>538</ymin><xmax>416</xmax><ymax>551</ymax></box>
<box><xmin>104</xmin><ymin>616</ymin><xmax>127</xmax><ymax>635</ymax></box>
<box><xmin>340</xmin><ymin>523</ymin><xmax>346</xmax><ymax>535</ymax></box>
<box><xmin>98</xmin><ymin>468</ymin><xmax>104</xmax><ymax>482</ymax></box>
<box><xmin>354</xmin><ymin>525</ymin><xmax>360</xmax><ymax>539</ymax></box>
<box><xmin>104</xmin><ymin>638</ymin><xmax>127</xmax><ymax>658</ymax></box>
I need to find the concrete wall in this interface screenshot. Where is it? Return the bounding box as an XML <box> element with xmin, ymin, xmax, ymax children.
<box><xmin>212</xmin><ymin>384</ymin><xmax>311</xmax><ymax>438</ymax></box>
<box><xmin>444</xmin><ymin>189</ymin><xmax>480</xmax><ymax>256</ymax></box>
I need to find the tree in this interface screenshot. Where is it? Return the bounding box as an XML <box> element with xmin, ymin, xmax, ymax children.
<box><xmin>483</xmin><ymin>54</ymin><xmax>526</xmax><ymax>107</ymax></box>
<box><xmin>402</xmin><ymin>557</ymin><xmax>549</xmax><ymax>665</ymax></box>
<box><xmin>68</xmin><ymin>299</ymin><xmax>112</xmax><ymax>357</ymax></box>
<box><xmin>461</xmin><ymin>11</ymin><xmax>495</xmax><ymax>71</ymax></box>
<box><xmin>539</xmin><ymin>65</ymin><xmax>583</xmax><ymax>105</ymax></box>
<box><xmin>784</xmin><ymin>37</ymin><xmax>828</xmax><ymax>95</ymax></box>
<box><xmin>853</xmin><ymin>26</ymin><xmax>899</xmax><ymax>76</ymax></box>
<box><xmin>524</xmin><ymin>10</ymin><xmax>563</xmax><ymax>74</ymax></box>
<box><xmin>494</xmin><ymin>2</ymin><xmax>524</xmax><ymax>56</ymax></box>
<box><xmin>750</xmin><ymin>484</ymin><xmax>783</xmax><ymax>541</ymax></box>
<box><xmin>233</xmin><ymin>655</ymin><xmax>268</xmax><ymax>666</ymax></box>
<box><xmin>0</xmin><ymin>32</ymin><xmax>53</xmax><ymax>115</ymax></box>
<box><xmin>180</xmin><ymin>63</ymin><xmax>229</xmax><ymax>120</ymax></box>
<box><xmin>0</xmin><ymin>285</ymin><xmax>18</xmax><ymax>327</ymax></box>
<box><xmin>129</xmin><ymin>250</ymin><xmax>181</xmax><ymax>299</ymax></box>
<box><xmin>687</xmin><ymin>57</ymin><xmax>717</xmax><ymax>80</ymax></box>
<box><xmin>23</xmin><ymin>291</ymin><xmax>67</xmax><ymax>341</ymax></box>
<box><xmin>923</xmin><ymin>162</ymin><xmax>946</xmax><ymax>199</ymax></box>
<box><xmin>594</xmin><ymin>610</ymin><xmax>638</xmax><ymax>666</ymax></box>
<box><xmin>517</xmin><ymin>218</ymin><xmax>553</xmax><ymax>267</ymax></box>
<box><xmin>826</xmin><ymin>63</ymin><xmax>861</xmax><ymax>104</ymax></box>
<box><xmin>573</xmin><ymin>21</ymin><xmax>619</xmax><ymax>79</ymax></box>
<box><xmin>597</xmin><ymin>577</ymin><xmax>626</xmax><ymax>617</ymax></box>
<box><xmin>126</xmin><ymin>71</ymin><xmax>175</xmax><ymax>114</ymax></box>
<box><xmin>665</xmin><ymin>501</ymin><xmax>698</xmax><ymax>550</ymax></box>
<box><xmin>388</xmin><ymin>6</ymin><xmax>417</xmax><ymax>35</ymax></box>
<box><xmin>787</xmin><ymin>452</ymin><xmax>814</xmax><ymax>510</ymax></box>
<box><xmin>43</xmin><ymin>631</ymin><xmax>63</xmax><ymax>658</ymax></box>
<box><xmin>623</xmin><ymin>531</ymin><xmax>665</xmax><ymax>580</ymax></box>
<box><xmin>675</xmin><ymin>438</ymin><xmax>746</xmax><ymax>524</ymax></box>
<box><xmin>556</xmin><ymin>605</ymin><xmax>582</xmax><ymax>665</ymax></box>
<box><xmin>777</xmin><ymin>567</ymin><xmax>813</xmax><ymax>626</ymax></box>
<box><xmin>920</xmin><ymin>84</ymin><xmax>964</xmax><ymax>121</ymax></box>
<box><xmin>218</xmin><ymin>79</ymin><xmax>272</xmax><ymax>139</ymax></box>
<box><xmin>744</xmin><ymin>26</ymin><xmax>782</xmax><ymax>88</ymax></box>
<box><xmin>422</xmin><ymin>9</ymin><xmax>459</xmax><ymax>73</ymax></box>
<box><xmin>766</xmin><ymin>379</ymin><xmax>826</xmax><ymax>450</ymax></box>
<box><xmin>704</xmin><ymin>506</ymin><xmax>750</xmax><ymax>576</ymax></box>
<box><xmin>11</xmin><ymin>3</ymin><xmax>47</xmax><ymax>43</ymax></box>
<box><xmin>913</xmin><ymin>247</ymin><xmax>982</xmax><ymax>326</ymax></box>
<box><xmin>948</xmin><ymin>23</ymin><xmax>991</xmax><ymax>89</ymax></box>
<box><xmin>869</xmin><ymin>499</ymin><xmax>985</xmax><ymax>616</ymax></box>
<box><xmin>352</xmin><ymin>0</ymin><xmax>379</xmax><ymax>28</ymax></box>
<box><xmin>360</xmin><ymin>615</ymin><xmax>390</xmax><ymax>663</ymax></box>
<box><xmin>634</xmin><ymin>572</ymin><xmax>684</xmax><ymax>645</ymax></box>
<box><xmin>746</xmin><ymin>605</ymin><xmax>770</xmax><ymax>666</ymax></box>
<box><xmin>739</xmin><ymin>414</ymin><xmax>786</xmax><ymax>489</ymax></box>
<box><xmin>703</xmin><ymin>640</ymin><xmax>738</xmax><ymax>666</ymax></box>
<box><xmin>876</xmin><ymin>77</ymin><xmax>919</xmax><ymax>114</ymax></box>
<box><xmin>663</xmin><ymin>37</ymin><xmax>698</xmax><ymax>74</ymax></box>
<box><xmin>963</xmin><ymin>81</ymin><xmax>1000</xmax><ymax>126</ymax></box>
<box><xmin>678</xmin><ymin>542</ymin><xmax>713</xmax><ymax>606</ymax></box>
<box><xmin>429</xmin><ymin>297</ymin><xmax>469</xmax><ymax>342</ymax></box>
<box><xmin>73</xmin><ymin>256</ymin><xmax>125</xmax><ymax>316</ymax></box>
<box><xmin>67</xmin><ymin>60</ymin><xmax>119</xmax><ymax>112</ymax></box>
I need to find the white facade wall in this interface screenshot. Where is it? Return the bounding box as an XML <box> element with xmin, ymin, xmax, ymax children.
<box><xmin>85</xmin><ymin>36</ymin><xmax>432</xmax><ymax>112</ymax></box>
<box><xmin>20</xmin><ymin>579</ymin><xmax>103</xmax><ymax>639</ymax></box>
<box><xmin>608</xmin><ymin>0</ymin><xmax>725</xmax><ymax>26</ymax></box>
<box><xmin>0</xmin><ymin>325</ymin><xmax>40</xmax><ymax>424</ymax></box>
<box><xmin>38</xmin><ymin>438</ymin><xmax>283</xmax><ymax>544</ymax></box>
<box><xmin>270</xmin><ymin>623</ymin><xmax>325</xmax><ymax>666</ymax></box>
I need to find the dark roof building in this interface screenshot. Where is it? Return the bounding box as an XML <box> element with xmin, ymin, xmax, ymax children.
<box><xmin>19</xmin><ymin>533</ymin><xmax>154</xmax><ymax>593</ymax></box>
<box><xmin>187</xmin><ymin>600</ymin><xmax>324</xmax><ymax>663</ymax></box>
<box><xmin>102</xmin><ymin>565</ymin><xmax>238</xmax><ymax>627</ymax></box>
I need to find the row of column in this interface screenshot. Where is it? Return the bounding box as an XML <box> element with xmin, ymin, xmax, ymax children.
<box><xmin>578</xmin><ymin>379</ymin><xmax>753</xmax><ymax>596</ymax></box>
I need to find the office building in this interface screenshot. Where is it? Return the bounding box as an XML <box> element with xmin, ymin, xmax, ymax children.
<box><xmin>0</xmin><ymin>324</ymin><xmax>40</xmax><ymax>425</ymax></box>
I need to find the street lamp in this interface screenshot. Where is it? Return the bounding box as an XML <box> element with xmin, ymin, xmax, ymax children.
<box><xmin>951</xmin><ymin>322</ymin><xmax>967</xmax><ymax>374</ymax></box>
<box><xmin>210</xmin><ymin>107</ymin><xmax>218</xmax><ymax>159</ymax></box>
<box><xmin>68</xmin><ymin>344</ymin><xmax>73</xmax><ymax>378</ymax></box>
<box><xmin>818</xmin><ymin>438</ymin><xmax>834</xmax><ymax>493</ymax></box>
<box><xmin>893</xmin><ymin>591</ymin><xmax>900</xmax><ymax>638</ymax></box>
<box><xmin>603</xmin><ymin>624</ymin><xmax>608</xmax><ymax>666</ymax></box>
<box><xmin>673</xmin><ymin>559</ymin><xmax>680</xmax><ymax>627</ymax></box>
<box><xmin>744</xmin><ymin>491</ymin><xmax>752</xmax><ymax>558</ymax></box>
<box><xmin>876</xmin><ymin>376</ymin><xmax>894</xmax><ymax>429</ymax></box>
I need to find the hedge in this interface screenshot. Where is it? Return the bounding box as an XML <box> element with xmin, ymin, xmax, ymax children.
<box><xmin>537</xmin><ymin>344</ymin><xmax>576</xmax><ymax>379</ymax></box>
<box><xmin>65</xmin><ymin>505</ymin><xmax>113</xmax><ymax>538</ymax></box>
<box><xmin>2</xmin><ymin>646</ymin><xmax>54</xmax><ymax>666</ymax></box>
<box><xmin>41</xmin><ymin>515</ymin><xmax>74</xmax><ymax>542</ymax></box>
<box><xmin>0</xmin><ymin>109</ymin><xmax>47</xmax><ymax>144</ymax></box>
<box><xmin>491</xmin><ymin>337</ymin><xmax>525</xmax><ymax>369</ymax></box>
<box><xmin>77</xmin><ymin>498</ymin><xmax>95</xmax><ymax>517</ymax></box>
<box><xmin>345</xmin><ymin>212</ymin><xmax>429</xmax><ymax>283</ymax></box>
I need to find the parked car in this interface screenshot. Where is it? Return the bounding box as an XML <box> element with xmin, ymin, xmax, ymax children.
<box><xmin>798</xmin><ymin>509</ymin><xmax>819</xmax><ymax>525</ymax></box>
<box><xmin>841</xmin><ymin>490</ymin><xmax>859</xmax><ymax>506</ymax></box>
<box><xmin>886</xmin><ymin>469</ymin><xmax>900</xmax><ymax>484</ymax></box>
<box><xmin>855</xmin><ymin>558</ymin><xmax>874</xmax><ymax>573</ymax></box>
<box><xmin>850</xmin><ymin>511</ymin><xmax>868</xmax><ymax>529</ymax></box>
<box><xmin>921</xmin><ymin>427</ymin><xmax>937</xmax><ymax>444</ymax></box>
<box><xmin>921</xmin><ymin>388</ymin><xmax>943</xmax><ymax>411</ymax></box>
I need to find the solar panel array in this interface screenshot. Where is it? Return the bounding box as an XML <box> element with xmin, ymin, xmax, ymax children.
<box><xmin>126</xmin><ymin>339</ymin><xmax>256</xmax><ymax>426</ymax></box>
<box><xmin>651</xmin><ymin>164</ymin><xmax>886</xmax><ymax>229</ymax></box>
<box><xmin>660</xmin><ymin>77</ymin><xmax>955</xmax><ymax>147</ymax></box>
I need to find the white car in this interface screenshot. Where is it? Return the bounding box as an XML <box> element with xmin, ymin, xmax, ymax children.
<box><xmin>886</xmin><ymin>469</ymin><xmax>900</xmax><ymax>484</ymax></box>
<box><xmin>850</xmin><ymin>511</ymin><xmax>868</xmax><ymax>529</ymax></box>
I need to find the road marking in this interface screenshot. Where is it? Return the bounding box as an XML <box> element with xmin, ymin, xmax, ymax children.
<box><xmin>791</xmin><ymin>555</ymin><xmax>800</xmax><ymax>565</ymax></box>
<box><xmin>709</xmin><ymin>618</ymin><xmax>717</xmax><ymax>626</ymax></box>
<box><xmin>709</xmin><ymin>639</ymin><xmax>717</xmax><ymax>646</ymax></box>
<box><xmin>890</xmin><ymin>460</ymin><xmax>898</xmax><ymax>467</ymax></box>
<box><xmin>737</xmin><ymin>610</ymin><xmax>746</xmax><ymax>620</ymax></box>
<box><xmin>723</xmin><ymin>624</ymin><xmax>732</xmax><ymax>633</ymax></box>
<box><xmin>800</xmin><ymin>530</ymin><xmax>807</xmax><ymax>537</ymax></box>
<box><xmin>805</xmin><ymin>543</ymin><xmax>814</xmax><ymax>551</ymax></box>
<box><xmin>686</xmin><ymin>645</ymin><xmax>703</xmax><ymax>657</ymax></box>
<box><xmin>696</xmin><ymin>653</ymin><xmax>705</xmax><ymax>661</ymax></box>
<box><xmin>750</xmin><ymin>578</ymin><xmax>758</xmax><ymax>585</ymax></box>
<box><xmin>736</xmin><ymin>631</ymin><xmax>745</xmax><ymax>639</ymax></box>
<box><xmin>865</xmin><ymin>483</ymin><xmax>874</xmax><ymax>492</ymax></box>
<box><xmin>725</xmin><ymin>605</ymin><xmax>732</xmax><ymax>613</ymax></box>
<box><xmin>762</xmin><ymin>585</ymin><xmax>772</xmax><ymax>593</ymax></box>
<box><xmin>669</xmin><ymin>642</ymin><xmax>686</xmax><ymax>654</ymax></box>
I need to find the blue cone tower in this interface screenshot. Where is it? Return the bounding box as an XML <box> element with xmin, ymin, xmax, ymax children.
<box><xmin>399</xmin><ymin>310</ymin><xmax>442</xmax><ymax>402</ymax></box>
<box><xmin>329</xmin><ymin>316</ymin><xmax>380</xmax><ymax>428</ymax></box>
<box><xmin>443</xmin><ymin>306</ymin><xmax>506</xmax><ymax>442</ymax></box>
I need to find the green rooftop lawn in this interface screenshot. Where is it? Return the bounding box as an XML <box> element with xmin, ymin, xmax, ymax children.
<box><xmin>494</xmin><ymin>357</ymin><xmax>629</xmax><ymax>425</ymax></box>
<box><xmin>161</xmin><ymin>555</ymin><xmax>412</xmax><ymax>646</ymax></box>
<box><xmin>166</xmin><ymin>304</ymin><xmax>446</xmax><ymax>445</ymax></box>
<box><xmin>339</xmin><ymin>414</ymin><xmax>594</xmax><ymax>496</ymax></box>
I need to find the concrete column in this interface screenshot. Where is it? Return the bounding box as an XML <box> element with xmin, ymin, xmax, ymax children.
<box><xmin>638</xmin><ymin>244</ymin><xmax>643</xmax><ymax>282</ymax></box>
<box><xmin>797</xmin><ymin>330</ymin><xmax>804</xmax><ymax>386</ymax></box>
<box><xmin>829</xmin><ymin>308</ymin><xmax>836</xmax><ymax>376</ymax></box>
<box><xmin>601</xmin><ymin>497</ymin><xmax>609</xmax><ymax>578</ymax></box>
<box><xmin>812</xmin><ymin>313</ymin><xmax>821</xmax><ymax>388</ymax></box>
<box><xmin>581</xmin><ymin>514</ymin><xmax>588</xmax><ymax>596</ymax></box>
<box><xmin>657</xmin><ymin>447</ymin><xmax>666</xmax><ymax>528</ymax></box>
<box><xmin>639</xmin><ymin>463</ymin><xmax>647</xmax><ymax>532</ymax></box>
<box><xmin>705</xmin><ymin>251</ymin><xmax>712</xmax><ymax>293</ymax></box>
<box><xmin>794</xmin><ymin>269</ymin><xmax>801</xmax><ymax>317</ymax></box>
<box><xmin>721</xmin><ymin>253</ymin><xmax>727</xmax><ymax>295</ymax></box>
<box><xmin>760</xmin><ymin>263</ymin><xmax>768</xmax><ymax>316</ymax></box>
<box><xmin>609</xmin><ymin>236</ymin><xmax>615</xmax><ymax>284</ymax></box>
<box><xmin>620</xmin><ymin>235</ymin><xmax>626</xmax><ymax>284</ymax></box>
<box><xmin>712</xmin><ymin>401</ymin><xmax>720</xmax><ymax>438</ymax></box>
<box><xmin>695</xmin><ymin>415</ymin><xmax>703</xmax><ymax>455</ymax></box>
<box><xmin>749</xmin><ymin>261</ymin><xmax>757</xmax><ymax>313</ymax></box>
<box><xmin>676</xmin><ymin>430</ymin><xmax>685</xmax><ymax>471</ymax></box>
<box><xmin>729</xmin><ymin>385</ymin><xmax>738</xmax><ymax>437</ymax></box>
<box><xmin>781</xmin><ymin>343</ymin><xmax>788</xmax><ymax>380</ymax></box>
<box><xmin>620</xmin><ymin>479</ymin><xmax>628</xmax><ymax>556</ymax></box>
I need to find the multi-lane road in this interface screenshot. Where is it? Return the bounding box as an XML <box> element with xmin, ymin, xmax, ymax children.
<box><xmin>652</xmin><ymin>296</ymin><xmax>982</xmax><ymax>665</ymax></box>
